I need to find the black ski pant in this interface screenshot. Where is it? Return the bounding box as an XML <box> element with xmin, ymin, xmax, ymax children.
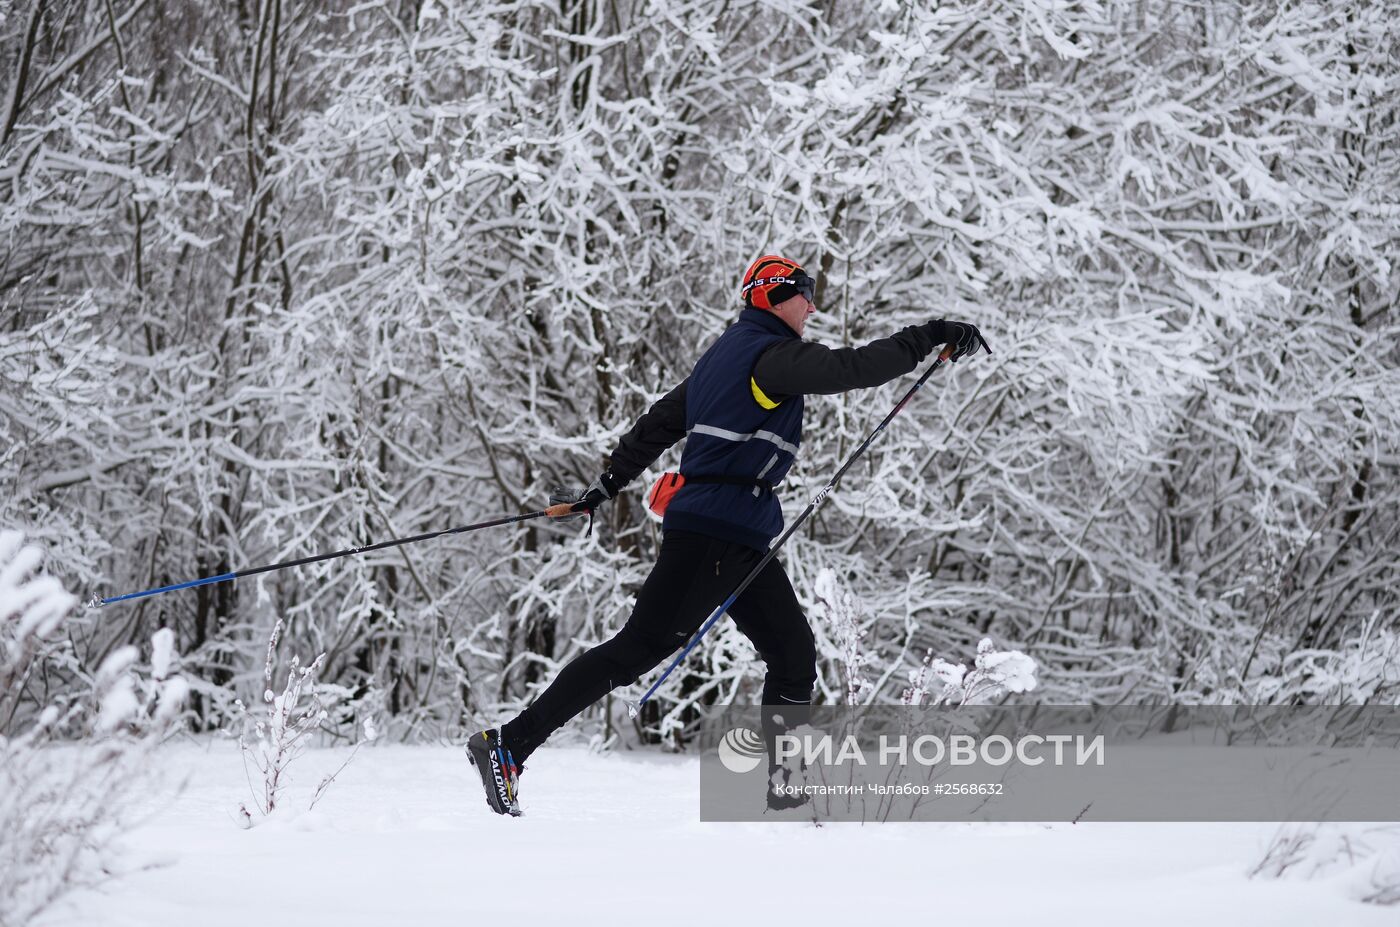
<box><xmin>500</xmin><ymin>529</ymin><xmax>816</xmax><ymax>767</ymax></box>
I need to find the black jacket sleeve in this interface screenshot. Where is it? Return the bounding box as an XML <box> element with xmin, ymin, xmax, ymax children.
<box><xmin>751</xmin><ymin>325</ymin><xmax>938</xmax><ymax>403</ymax></box>
<box><xmin>605</xmin><ymin>378</ymin><xmax>689</xmax><ymax>487</ymax></box>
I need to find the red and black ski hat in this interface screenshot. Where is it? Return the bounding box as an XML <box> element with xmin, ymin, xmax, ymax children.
<box><xmin>740</xmin><ymin>254</ymin><xmax>815</xmax><ymax>310</ymax></box>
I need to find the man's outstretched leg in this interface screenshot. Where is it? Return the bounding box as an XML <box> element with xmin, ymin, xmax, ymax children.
<box><xmin>467</xmin><ymin>530</ymin><xmax>749</xmax><ymax>815</ymax></box>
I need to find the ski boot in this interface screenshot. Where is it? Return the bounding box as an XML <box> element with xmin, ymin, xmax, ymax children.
<box><xmin>466</xmin><ymin>729</ymin><xmax>523</xmax><ymax>817</ymax></box>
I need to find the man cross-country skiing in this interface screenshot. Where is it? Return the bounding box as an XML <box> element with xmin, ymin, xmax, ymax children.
<box><xmin>468</xmin><ymin>254</ymin><xmax>989</xmax><ymax>816</ymax></box>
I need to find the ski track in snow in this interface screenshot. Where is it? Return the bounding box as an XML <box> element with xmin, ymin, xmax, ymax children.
<box><xmin>40</xmin><ymin>741</ymin><xmax>1390</xmax><ymax>927</ymax></box>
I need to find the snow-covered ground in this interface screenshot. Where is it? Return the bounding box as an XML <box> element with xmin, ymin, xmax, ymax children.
<box><xmin>40</xmin><ymin>741</ymin><xmax>1392</xmax><ymax>927</ymax></box>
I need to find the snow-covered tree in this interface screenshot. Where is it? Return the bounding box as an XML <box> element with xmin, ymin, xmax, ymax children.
<box><xmin>0</xmin><ymin>530</ymin><xmax>186</xmax><ymax>926</ymax></box>
<box><xmin>2</xmin><ymin>0</ymin><xmax>1396</xmax><ymax>754</ymax></box>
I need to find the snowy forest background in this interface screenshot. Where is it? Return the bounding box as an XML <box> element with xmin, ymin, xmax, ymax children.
<box><xmin>3</xmin><ymin>0</ymin><xmax>1398</xmax><ymax>762</ymax></box>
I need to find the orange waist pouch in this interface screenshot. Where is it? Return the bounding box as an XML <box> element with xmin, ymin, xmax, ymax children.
<box><xmin>647</xmin><ymin>472</ymin><xmax>686</xmax><ymax>518</ymax></box>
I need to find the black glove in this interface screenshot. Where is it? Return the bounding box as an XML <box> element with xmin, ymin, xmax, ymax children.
<box><xmin>924</xmin><ymin>320</ymin><xmax>992</xmax><ymax>362</ymax></box>
<box><xmin>548</xmin><ymin>471</ymin><xmax>621</xmax><ymax>519</ymax></box>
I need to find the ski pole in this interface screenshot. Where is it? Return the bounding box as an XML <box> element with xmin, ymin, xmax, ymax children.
<box><xmin>624</xmin><ymin>345</ymin><xmax>967</xmax><ymax>718</ymax></box>
<box><xmin>92</xmin><ymin>508</ymin><xmax>566</xmax><ymax>608</ymax></box>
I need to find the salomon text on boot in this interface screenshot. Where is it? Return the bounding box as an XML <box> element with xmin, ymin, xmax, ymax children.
<box><xmin>466</xmin><ymin>728</ymin><xmax>523</xmax><ymax>817</ymax></box>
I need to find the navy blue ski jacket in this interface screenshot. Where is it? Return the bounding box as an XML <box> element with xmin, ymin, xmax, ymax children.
<box><xmin>605</xmin><ymin>308</ymin><xmax>943</xmax><ymax>550</ymax></box>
